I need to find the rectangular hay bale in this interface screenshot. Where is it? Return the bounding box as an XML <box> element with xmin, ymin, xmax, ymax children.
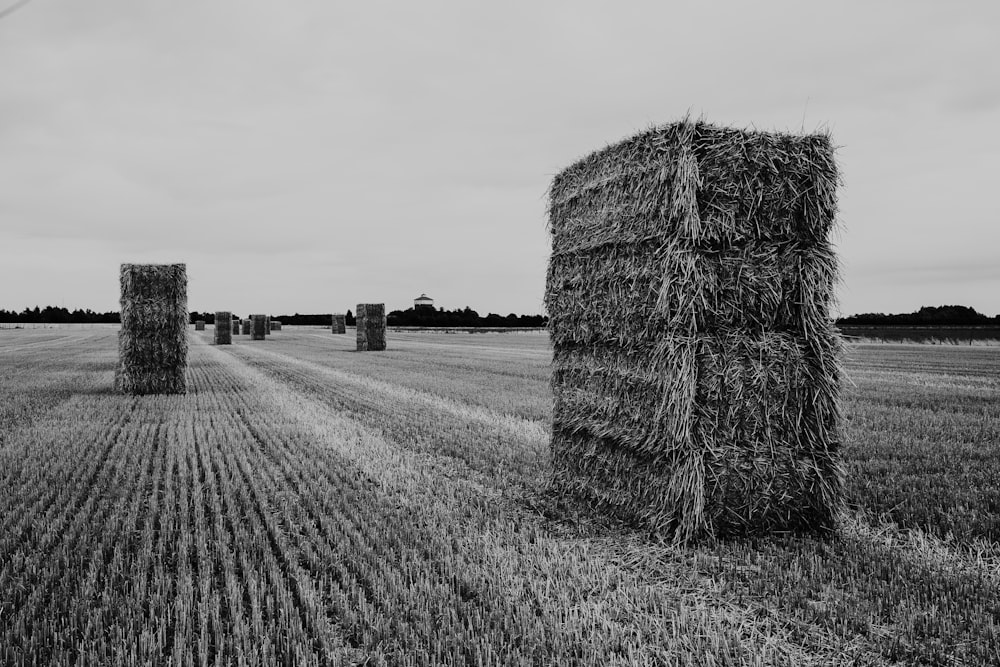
<box><xmin>270</xmin><ymin>320</ymin><xmax>281</xmax><ymax>331</ymax></box>
<box><xmin>241</xmin><ymin>319</ymin><xmax>251</xmax><ymax>335</ymax></box>
<box><xmin>194</xmin><ymin>320</ymin><xmax>205</xmax><ymax>331</ymax></box>
<box><xmin>546</xmin><ymin>118</ymin><xmax>843</xmax><ymax>542</ymax></box>
<box><xmin>214</xmin><ymin>311</ymin><xmax>232</xmax><ymax>345</ymax></box>
<box><xmin>332</xmin><ymin>313</ymin><xmax>346</xmax><ymax>334</ymax></box>
<box><xmin>251</xmin><ymin>314</ymin><xmax>267</xmax><ymax>340</ymax></box>
<box><xmin>356</xmin><ymin>303</ymin><xmax>385</xmax><ymax>351</ymax></box>
<box><xmin>115</xmin><ymin>263</ymin><xmax>188</xmax><ymax>395</ymax></box>
<box><xmin>232</xmin><ymin>319</ymin><xmax>240</xmax><ymax>335</ymax></box>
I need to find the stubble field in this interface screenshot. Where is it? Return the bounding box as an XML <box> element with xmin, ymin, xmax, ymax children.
<box><xmin>1</xmin><ymin>327</ymin><xmax>999</xmax><ymax>665</ymax></box>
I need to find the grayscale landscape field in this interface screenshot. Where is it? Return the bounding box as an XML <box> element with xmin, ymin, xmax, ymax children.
<box><xmin>2</xmin><ymin>326</ymin><xmax>998</xmax><ymax>665</ymax></box>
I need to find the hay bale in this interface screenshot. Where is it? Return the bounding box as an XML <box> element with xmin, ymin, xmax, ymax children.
<box><xmin>270</xmin><ymin>320</ymin><xmax>282</xmax><ymax>331</ymax></box>
<box><xmin>332</xmin><ymin>313</ymin><xmax>346</xmax><ymax>334</ymax></box>
<box><xmin>251</xmin><ymin>314</ymin><xmax>267</xmax><ymax>340</ymax></box>
<box><xmin>194</xmin><ymin>320</ymin><xmax>205</xmax><ymax>331</ymax></box>
<box><xmin>356</xmin><ymin>304</ymin><xmax>386</xmax><ymax>351</ymax></box>
<box><xmin>115</xmin><ymin>263</ymin><xmax>188</xmax><ymax>395</ymax></box>
<box><xmin>546</xmin><ymin>117</ymin><xmax>843</xmax><ymax>543</ymax></box>
<box><xmin>241</xmin><ymin>319</ymin><xmax>251</xmax><ymax>335</ymax></box>
<box><xmin>232</xmin><ymin>319</ymin><xmax>240</xmax><ymax>335</ymax></box>
<box><xmin>214</xmin><ymin>311</ymin><xmax>232</xmax><ymax>345</ymax></box>
<box><xmin>264</xmin><ymin>315</ymin><xmax>270</xmax><ymax>336</ymax></box>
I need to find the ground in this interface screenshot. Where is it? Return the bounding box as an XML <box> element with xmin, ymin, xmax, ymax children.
<box><xmin>1</xmin><ymin>326</ymin><xmax>998</xmax><ymax>665</ymax></box>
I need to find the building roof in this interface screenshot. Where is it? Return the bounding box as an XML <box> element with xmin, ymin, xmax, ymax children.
<box><xmin>414</xmin><ymin>293</ymin><xmax>433</xmax><ymax>301</ymax></box>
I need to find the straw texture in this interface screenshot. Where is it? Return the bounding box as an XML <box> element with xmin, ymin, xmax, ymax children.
<box><xmin>332</xmin><ymin>314</ymin><xmax>346</xmax><ymax>334</ymax></box>
<box><xmin>356</xmin><ymin>304</ymin><xmax>386</xmax><ymax>351</ymax></box>
<box><xmin>546</xmin><ymin>117</ymin><xmax>843</xmax><ymax>543</ymax></box>
<box><xmin>194</xmin><ymin>320</ymin><xmax>205</xmax><ymax>331</ymax></box>
<box><xmin>232</xmin><ymin>319</ymin><xmax>240</xmax><ymax>335</ymax></box>
<box><xmin>241</xmin><ymin>319</ymin><xmax>251</xmax><ymax>335</ymax></box>
<box><xmin>270</xmin><ymin>320</ymin><xmax>282</xmax><ymax>331</ymax></box>
<box><xmin>214</xmin><ymin>311</ymin><xmax>232</xmax><ymax>345</ymax></box>
<box><xmin>251</xmin><ymin>314</ymin><xmax>267</xmax><ymax>341</ymax></box>
<box><xmin>115</xmin><ymin>263</ymin><xmax>188</xmax><ymax>395</ymax></box>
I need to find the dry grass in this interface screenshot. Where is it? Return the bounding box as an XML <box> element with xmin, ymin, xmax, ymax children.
<box><xmin>214</xmin><ymin>311</ymin><xmax>232</xmax><ymax>345</ymax></box>
<box><xmin>115</xmin><ymin>263</ymin><xmax>188</xmax><ymax>395</ymax></box>
<box><xmin>546</xmin><ymin>117</ymin><xmax>842</xmax><ymax>542</ymax></box>
<box><xmin>356</xmin><ymin>304</ymin><xmax>386</xmax><ymax>351</ymax></box>
<box><xmin>251</xmin><ymin>314</ymin><xmax>267</xmax><ymax>341</ymax></box>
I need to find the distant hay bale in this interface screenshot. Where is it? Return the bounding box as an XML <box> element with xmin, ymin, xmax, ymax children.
<box><xmin>232</xmin><ymin>319</ymin><xmax>240</xmax><ymax>335</ymax></box>
<box><xmin>251</xmin><ymin>314</ymin><xmax>267</xmax><ymax>340</ymax></box>
<box><xmin>241</xmin><ymin>319</ymin><xmax>251</xmax><ymax>335</ymax></box>
<box><xmin>264</xmin><ymin>315</ymin><xmax>270</xmax><ymax>336</ymax></box>
<box><xmin>270</xmin><ymin>320</ymin><xmax>282</xmax><ymax>331</ymax></box>
<box><xmin>332</xmin><ymin>314</ymin><xmax>346</xmax><ymax>334</ymax></box>
<box><xmin>214</xmin><ymin>311</ymin><xmax>232</xmax><ymax>345</ymax></box>
<box><xmin>115</xmin><ymin>263</ymin><xmax>188</xmax><ymax>395</ymax></box>
<box><xmin>546</xmin><ymin>117</ymin><xmax>843</xmax><ymax>543</ymax></box>
<box><xmin>194</xmin><ymin>320</ymin><xmax>205</xmax><ymax>331</ymax></box>
<box><xmin>356</xmin><ymin>304</ymin><xmax>386</xmax><ymax>351</ymax></box>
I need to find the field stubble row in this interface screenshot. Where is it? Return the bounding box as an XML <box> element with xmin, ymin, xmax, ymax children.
<box><xmin>0</xmin><ymin>328</ymin><xmax>998</xmax><ymax>664</ymax></box>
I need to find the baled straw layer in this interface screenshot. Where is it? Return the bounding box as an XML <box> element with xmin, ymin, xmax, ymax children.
<box><xmin>242</xmin><ymin>319</ymin><xmax>251</xmax><ymax>335</ymax></box>
<box><xmin>270</xmin><ymin>320</ymin><xmax>282</xmax><ymax>331</ymax></box>
<box><xmin>251</xmin><ymin>314</ymin><xmax>267</xmax><ymax>340</ymax></box>
<box><xmin>214</xmin><ymin>311</ymin><xmax>232</xmax><ymax>345</ymax></box>
<box><xmin>115</xmin><ymin>263</ymin><xmax>188</xmax><ymax>395</ymax></box>
<box><xmin>356</xmin><ymin>304</ymin><xmax>386</xmax><ymax>351</ymax></box>
<box><xmin>332</xmin><ymin>314</ymin><xmax>346</xmax><ymax>334</ymax></box>
<box><xmin>546</xmin><ymin>118</ymin><xmax>843</xmax><ymax>543</ymax></box>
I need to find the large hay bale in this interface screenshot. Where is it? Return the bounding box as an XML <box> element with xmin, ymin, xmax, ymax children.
<box><xmin>194</xmin><ymin>320</ymin><xmax>205</xmax><ymax>331</ymax></box>
<box><xmin>332</xmin><ymin>314</ymin><xmax>346</xmax><ymax>334</ymax></box>
<box><xmin>241</xmin><ymin>319</ymin><xmax>251</xmax><ymax>335</ymax></box>
<box><xmin>264</xmin><ymin>315</ymin><xmax>270</xmax><ymax>336</ymax></box>
<box><xmin>356</xmin><ymin>304</ymin><xmax>386</xmax><ymax>351</ymax></box>
<box><xmin>214</xmin><ymin>311</ymin><xmax>232</xmax><ymax>345</ymax></box>
<box><xmin>115</xmin><ymin>263</ymin><xmax>188</xmax><ymax>395</ymax></box>
<box><xmin>270</xmin><ymin>320</ymin><xmax>282</xmax><ymax>331</ymax></box>
<box><xmin>251</xmin><ymin>314</ymin><xmax>267</xmax><ymax>340</ymax></box>
<box><xmin>546</xmin><ymin>118</ymin><xmax>843</xmax><ymax>543</ymax></box>
<box><xmin>232</xmin><ymin>319</ymin><xmax>240</xmax><ymax>335</ymax></box>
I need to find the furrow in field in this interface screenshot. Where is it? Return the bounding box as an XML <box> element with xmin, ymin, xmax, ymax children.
<box><xmin>224</xmin><ymin>341</ymin><xmax>549</xmax><ymax>484</ymax></box>
<box><xmin>284</xmin><ymin>330</ymin><xmax>551</xmax><ymax>420</ymax></box>
<box><xmin>0</xmin><ymin>399</ymin><xmax>143</xmax><ymax>661</ymax></box>
<box><xmin>202</xmin><ymin>336</ymin><xmax>849</xmax><ymax>665</ymax></box>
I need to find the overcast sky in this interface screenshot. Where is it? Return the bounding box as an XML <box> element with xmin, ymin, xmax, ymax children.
<box><xmin>1</xmin><ymin>1</ymin><xmax>998</xmax><ymax>317</ymax></box>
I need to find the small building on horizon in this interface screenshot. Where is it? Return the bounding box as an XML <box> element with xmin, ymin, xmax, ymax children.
<box><xmin>414</xmin><ymin>293</ymin><xmax>434</xmax><ymax>310</ymax></box>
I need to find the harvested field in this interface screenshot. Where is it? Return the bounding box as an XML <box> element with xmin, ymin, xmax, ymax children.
<box><xmin>1</xmin><ymin>327</ymin><xmax>998</xmax><ymax>664</ymax></box>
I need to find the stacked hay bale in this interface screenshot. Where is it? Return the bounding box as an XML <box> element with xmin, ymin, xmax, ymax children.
<box><xmin>242</xmin><ymin>319</ymin><xmax>251</xmax><ymax>335</ymax></box>
<box><xmin>270</xmin><ymin>320</ymin><xmax>282</xmax><ymax>331</ymax></box>
<box><xmin>232</xmin><ymin>318</ymin><xmax>240</xmax><ymax>335</ymax></box>
<box><xmin>356</xmin><ymin>304</ymin><xmax>386</xmax><ymax>351</ymax></box>
<box><xmin>264</xmin><ymin>315</ymin><xmax>271</xmax><ymax>336</ymax></box>
<box><xmin>546</xmin><ymin>118</ymin><xmax>842</xmax><ymax>543</ymax></box>
<box><xmin>251</xmin><ymin>314</ymin><xmax>267</xmax><ymax>340</ymax></box>
<box><xmin>115</xmin><ymin>263</ymin><xmax>188</xmax><ymax>395</ymax></box>
<box><xmin>194</xmin><ymin>320</ymin><xmax>205</xmax><ymax>331</ymax></box>
<box><xmin>214</xmin><ymin>311</ymin><xmax>232</xmax><ymax>345</ymax></box>
<box><xmin>332</xmin><ymin>314</ymin><xmax>346</xmax><ymax>334</ymax></box>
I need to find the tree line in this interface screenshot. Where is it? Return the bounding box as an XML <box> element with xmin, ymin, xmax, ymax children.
<box><xmin>7</xmin><ymin>304</ymin><xmax>995</xmax><ymax>328</ymax></box>
<box><xmin>2</xmin><ymin>305</ymin><xmax>547</xmax><ymax>328</ymax></box>
<box><xmin>836</xmin><ymin>305</ymin><xmax>1000</xmax><ymax>327</ymax></box>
